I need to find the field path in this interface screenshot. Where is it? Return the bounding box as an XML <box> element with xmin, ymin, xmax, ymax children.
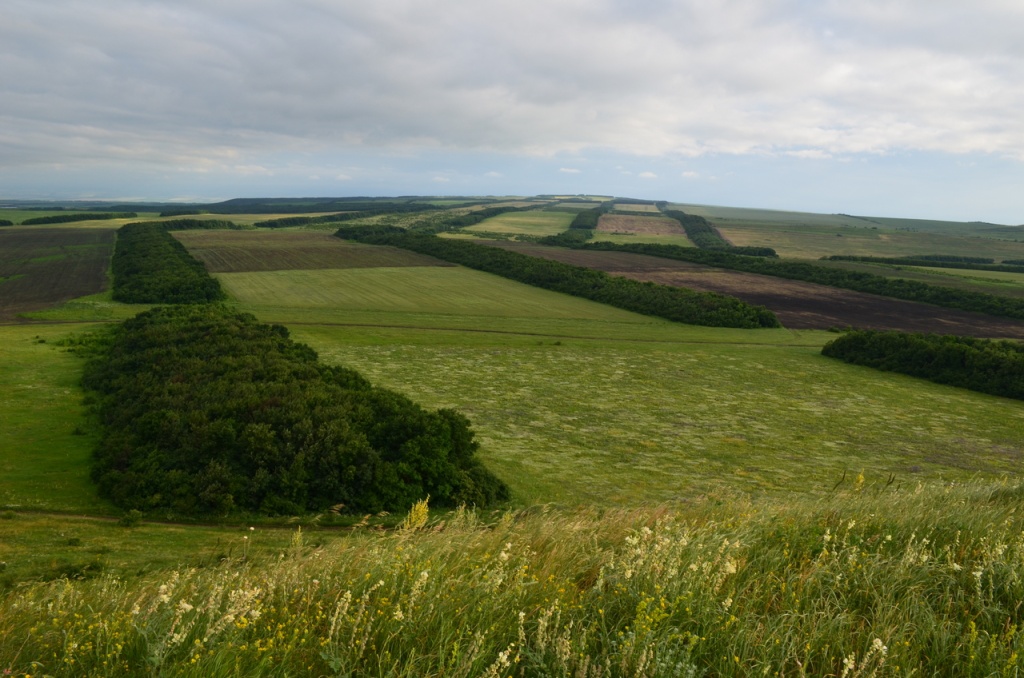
<box><xmin>486</xmin><ymin>242</ymin><xmax>1024</xmax><ymax>338</ymax></box>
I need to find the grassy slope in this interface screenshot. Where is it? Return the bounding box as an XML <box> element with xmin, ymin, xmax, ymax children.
<box><xmin>462</xmin><ymin>210</ymin><xmax>574</xmax><ymax>237</ymax></box>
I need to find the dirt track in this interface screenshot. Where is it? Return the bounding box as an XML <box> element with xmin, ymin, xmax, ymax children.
<box><xmin>491</xmin><ymin>242</ymin><xmax>1024</xmax><ymax>338</ymax></box>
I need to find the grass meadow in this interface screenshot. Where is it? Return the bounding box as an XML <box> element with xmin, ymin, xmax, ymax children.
<box><xmin>5</xmin><ymin>218</ymin><xmax>1024</xmax><ymax>674</ymax></box>
<box><xmin>462</xmin><ymin>210</ymin><xmax>574</xmax><ymax>238</ymax></box>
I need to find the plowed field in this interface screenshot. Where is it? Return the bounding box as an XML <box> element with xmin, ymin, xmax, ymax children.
<box><xmin>173</xmin><ymin>230</ymin><xmax>452</xmax><ymax>272</ymax></box>
<box><xmin>488</xmin><ymin>242</ymin><xmax>1024</xmax><ymax>338</ymax></box>
<box><xmin>0</xmin><ymin>228</ymin><xmax>114</xmax><ymax>321</ymax></box>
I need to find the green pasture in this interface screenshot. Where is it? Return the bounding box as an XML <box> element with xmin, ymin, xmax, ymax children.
<box><xmin>463</xmin><ymin>210</ymin><xmax>574</xmax><ymax>237</ymax></box>
<box><xmin>815</xmin><ymin>259</ymin><xmax>1024</xmax><ymax>300</ymax></box>
<box><xmin>294</xmin><ymin>324</ymin><xmax>1024</xmax><ymax>507</ymax></box>
<box><xmin>0</xmin><ymin>324</ymin><xmax>111</xmax><ymax>514</ymax></box>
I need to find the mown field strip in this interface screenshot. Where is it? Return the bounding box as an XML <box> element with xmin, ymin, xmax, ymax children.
<box><xmin>463</xmin><ymin>210</ymin><xmax>573</xmax><ymax>236</ymax></box>
<box><xmin>294</xmin><ymin>325</ymin><xmax>1024</xmax><ymax>506</ymax></box>
<box><xmin>217</xmin><ymin>266</ymin><xmax>664</xmax><ymax>320</ymax></box>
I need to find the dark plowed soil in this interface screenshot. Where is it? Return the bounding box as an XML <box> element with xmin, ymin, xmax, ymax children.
<box><xmin>0</xmin><ymin>228</ymin><xmax>114</xmax><ymax>321</ymax></box>
<box><xmin>489</xmin><ymin>242</ymin><xmax>1024</xmax><ymax>338</ymax></box>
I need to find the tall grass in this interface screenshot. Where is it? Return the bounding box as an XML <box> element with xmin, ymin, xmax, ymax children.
<box><xmin>3</xmin><ymin>482</ymin><xmax>1024</xmax><ymax>676</ymax></box>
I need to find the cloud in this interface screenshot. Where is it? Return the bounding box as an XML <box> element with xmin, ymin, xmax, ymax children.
<box><xmin>484</xmin><ymin>171</ymin><xmax>502</xmax><ymax>178</ymax></box>
<box><xmin>559</xmin><ymin>167</ymin><xmax>581</xmax><ymax>174</ymax></box>
<box><xmin>638</xmin><ymin>171</ymin><xmax>658</xmax><ymax>179</ymax></box>
<box><xmin>432</xmin><ymin>176</ymin><xmax>450</xmax><ymax>182</ymax></box>
<box><xmin>681</xmin><ymin>171</ymin><xmax>700</xmax><ymax>179</ymax></box>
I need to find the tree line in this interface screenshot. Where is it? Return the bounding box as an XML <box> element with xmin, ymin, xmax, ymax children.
<box><xmin>334</xmin><ymin>226</ymin><xmax>780</xmax><ymax>329</ymax></box>
<box><xmin>158</xmin><ymin>218</ymin><xmax>245</xmax><ymax>231</ymax></box>
<box><xmin>578</xmin><ymin>241</ymin><xmax>1024</xmax><ymax>322</ymax></box>
<box><xmin>81</xmin><ymin>305</ymin><xmax>509</xmax><ymax>516</ymax></box>
<box><xmin>825</xmin><ymin>255</ymin><xmax>1024</xmax><ymax>273</ymax></box>
<box><xmin>111</xmin><ymin>223</ymin><xmax>225</xmax><ymax>304</ymax></box>
<box><xmin>0</xmin><ymin>219</ymin><xmax>12</xmax><ymax>227</ymax></box>
<box><xmin>22</xmin><ymin>212</ymin><xmax>137</xmax><ymax>225</ymax></box>
<box><xmin>821</xmin><ymin>330</ymin><xmax>1024</xmax><ymax>401</ymax></box>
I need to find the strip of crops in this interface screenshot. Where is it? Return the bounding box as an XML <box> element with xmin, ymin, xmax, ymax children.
<box><xmin>111</xmin><ymin>222</ymin><xmax>225</xmax><ymax>303</ymax></box>
<box><xmin>80</xmin><ymin>305</ymin><xmax>507</xmax><ymax>517</ymax></box>
<box><xmin>21</xmin><ymin>212</ymin><xmax>136</xmax><ymax>225</ymax></box>
<box><xmin>662</xmin><ymin>209</ymin><xmax>778</xmax><ymax>256</ymax></box>
<box><xmin>580</xmin><ymin>241</ymin><xmax>1024</xmax><ymax>322</ymax></box>
<box><xmin>822</xmin><ymin>329</ymin><xmax>1024</xmax><ymax>401</ymax></box>
<box><xmin>334</xmin><ymin>226</ymin><xmax>780</xmax><ymax>328</ymax></box>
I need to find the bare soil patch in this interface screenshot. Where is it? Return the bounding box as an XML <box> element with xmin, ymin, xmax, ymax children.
<box><xmin>173</xmin><ymin>230</ymin><xmax>453</xmax><ymax>273</ymax></box>
<box><xmin>0</xmin><ymin>228</ymin><xmax>114</xmax><ymax>321</ymax></box>
<box><xmin>596</xmin><ymin>215</ymin><xmax>686</xmax><ymax>237</ymax></box>
<box><xmin>489</xmin><ymin>242</ymin><xmax>1024</xmax><ymax>338</ymax></box>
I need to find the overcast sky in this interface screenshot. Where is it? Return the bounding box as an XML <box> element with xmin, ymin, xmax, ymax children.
<box><xmin>3</xmin><ymin>0</ymin><xmax>1024</xmax><ymax>222</ymax></box>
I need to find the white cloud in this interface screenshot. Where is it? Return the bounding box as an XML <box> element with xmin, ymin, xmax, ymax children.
<box><xmin>432</xmin><ymin>176</ymin><xmax>450</xmax><ymax>182</ymax></box>
<box><xmin>336</xmin><ymin>173</ymin><xmax>352</xmax><ymax>181</ymax></box>
<box><xmin>484</xmin><ymin>171</ymin><xmax>502</xmax><ymax>178</ymax></box>
<box><xmin>638</xmin><ymin>171</ymin><xmax>658</xmax><ymax>179</ymax></box>
<box><xmin>681</xmin><ymin>171</ymin><xmax>699</xmax><ymax>179</ymax></box>
<box><xmin>559</xmin><ymin>167</ymin><xmax>581</xmax><ymax>174</ymax></box>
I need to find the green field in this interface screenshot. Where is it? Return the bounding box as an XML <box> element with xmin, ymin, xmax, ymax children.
<box><xmin>591</xmin><ymin>232</ymin><xmax>696</xmax><ymax>247</ymax></box>
<box><xmin>462</xmin><ymin>209</ymin><xmax>574</xmax><ymax>237</ymax></box>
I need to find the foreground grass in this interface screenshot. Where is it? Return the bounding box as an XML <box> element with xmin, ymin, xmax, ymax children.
<box><xmin>3</xmin><ymin>482</ymin><xmax>1024</xmax><ymax>676</ymax></box>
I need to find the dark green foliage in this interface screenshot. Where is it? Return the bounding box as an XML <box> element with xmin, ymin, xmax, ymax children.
<box><xmin>822</xmin><ymin>330</ymin><xmax>1024</xmax><ymax>401</ymax></box>
<box><xmin>582</xmin><ymin>241</ymin><xmax>1024</xmax><ymax>321</ymax></box>
<box><xmin>21</xmin><ymin>212</ymin><xmax>136</xmax><ymax>225</ymax></box>
<box><xmin>334</xmin><ymin>227</ymin><xmax>780</xmax><ymax>329</ymax></box>
<box><xmin>825</xmin><ymin>255</ymin><xmax>1022</xmax><ymax>273</ymax></box>
<box><xmin>1003</xmin><ymin>260</ymin><xmax>1024</xmax><ymax>266</ymax></box>
<box><xmin>157</xmin><ymin>219</ymin><xmax>244</xmax><ymax>231</ymax></box>
<box><xmin>568</xmin><ymin>202</ymin><xmax>613</xmax><ymax>230</ymax></box>
<box><xmin>259</xmin><ymin>211</ymin><xmax>405</xmax><ymax>229</ymax></box>
<box><xmin>538</xmin><ymin>229</ymin><xmax>594</xmax><ymax>247</ymax></box>
<box><xmin>159</xmin><ymin>210</ymin><xmax>206</xmax><ymax>217</ymax></box>
<box><xmin>111</xmin><ymin>223</ymin><xmax>225</xmax><ymax>304</ymax></box>
<box><xmin>82</xmin><ymin>305</ymin><xmax>509</xmax><ymax>515</ymax></box>
<box><xmin>0</xmin><ymin>220</ymin><xmax>12</xmax><ymax>227</ymax></box>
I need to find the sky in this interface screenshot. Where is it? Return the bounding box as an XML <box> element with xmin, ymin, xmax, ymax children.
<box><xmin>2</xmin><ymin>0</ymin><xmax>1024</xmax><ymax>223</ymax></box>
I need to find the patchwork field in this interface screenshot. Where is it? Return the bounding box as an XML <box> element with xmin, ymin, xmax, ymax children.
<box><xmin>172</xmin><ymin>229</ymin><xmax>449</xmax><ymax>272</ymax></box>
<box><xmin>596</xmin><ymin>213</ymin><xmax>684</xmax><ymax>236</ymax></box>
<box><xmin>484</xmin><ymin>242</ymin><xmax>1024</xmax><ymax>337</ymax></box>
<box><xmin>0</xmin><ymin>228</ymin><xmax>114</xmax><ymax>321</ymax></box>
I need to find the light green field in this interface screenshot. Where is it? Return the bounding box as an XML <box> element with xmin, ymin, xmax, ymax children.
<box><xmin>463</xmin><ymin>210</ymin><xmax>574</xmax><ymax>237</ymax></box>
<box><xmin>0</xmin><ymin>324</ymin><xmax>112</xmax><ymax>513</ymax></box>
<box><xmin>294</xmin><ymin>325</ymin><xmax>1024</xmax><ymax>506</ymax></box>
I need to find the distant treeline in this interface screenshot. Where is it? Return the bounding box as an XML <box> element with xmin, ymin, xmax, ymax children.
<box><xmin>111</xmin><ymin>223</ymin><xmax>225</xmax><ymax>304</ymax></box>
<box><xmin>201</xmin><ymin>198</ymin><xmax>442</xmax><ymax>215</ymax></box>
<box><xmin>0</xmin><ymin>219</ymin><xmax>12</xmax><ymax>227</ymax></box>
<box><xmin>159</xmin><ymin>209</ymin><xmax>206</xmax><ymax>217</ymax></box>
<box><xmin>334</xmin><ymin>226</ymin><xmax>780</xmax><ymax>329</ymax></box>
<box><xmin>82</xmin><ymin>305</ymin><xmax>509</xmax><ymax>516</ymax></box>
<box><xmin>22</xmin><ymin>212</ymin><xmax>136</xmax><ymax>225</ymax></box>
<box><xmin>1005</xmin><ymin>260</ymin><xmax>1024</xmax><ymax>266</ymax></box>
<box><xmin>254</xmin><ymin>213</ymin><xmax>369</xmax><ymax>229</ymax></box>
<box><xmin>825</xmin><ymin>255</ymin><xmax>1024</xmax><ymax>273</ymax></box>
<box><xmin>568</xmin><ymin>202</ymin><xmax>614</xmax><ymax>230</ymax></box>
<box><xmin>822</xmin><ymin>330</ymin><xmax>1024</xmax><ymax>401</ymax></box>
<box><xmin>158</xmin><ymin>218</ymin><xmax>245</xmax><ymax>231</ymax></box>
<box><xmin>579</xmin><ymin>241</ymin><xmax>1024</xmax><ymax>322</ymax></box>
<box><xmin>663</xmin><ymin>210</ymin><xmax>778</xmax><ymax>257</ymax></box>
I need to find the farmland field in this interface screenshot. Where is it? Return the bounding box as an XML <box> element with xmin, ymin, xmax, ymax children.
<box><xmin>596</xmin><ymin>213</ymin><xmax>684</xmax><ymax>236</ymax></box>
<box><xmin>0</xmin><ymin>228</ymin><xmax>114</xmax><ymax>320</ymax></box>
<box><xmin>461</xmin><ymin>209</ymin><xmax>573</xmax><ymax>237</ymax></box>
<box><xmin>482</xmin><ymin>241</ymin><xmax>1024</xmax><ymax>336</ymax></box>
<box><xmin>172</xmin><ymin>229</ymin><xmax>449</xmax><ymax>271</ymax></box>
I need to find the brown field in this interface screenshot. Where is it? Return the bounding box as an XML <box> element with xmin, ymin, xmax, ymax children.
<box><xmin>173</xmin><ymin>230</ymin><xmax>452</xmax><ymax>273</ymax></box>
<box><xmin>612</xmin><ymin>204</ymin><xmax>661</xmax><ymax>213</ymax></box>
<box><xmin>596</xmin><ymin>214</ymin><xmax>686</xmax><ymax>236</ymax></box>
<box><xmin>488</xmin><ymin>242</ymin><xmax>1024</xmax><ymax>338</ymax></box>
<box><xmin>0</xmin><ymin>228</ymin><xmax>114</xmax><ymax>321</ymax></box>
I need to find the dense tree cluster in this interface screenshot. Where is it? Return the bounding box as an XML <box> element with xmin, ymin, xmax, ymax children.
<box><xmin>662</xmin><ymin>210</ymin><xmax>778</xmax><ymax>256</ymax></box>
<box><xmin>82</xmin><ymin>305</ymin><xmax>508</xmax><ymax>516</ymax></box>
<box><xmin>821</xmin><ymin>330</ymin><xmax>1024</xmax><ymax>401</ymax></box>
<box><xmin>334</xmin><ymin>226</ymin><xmax>780</xmax><ymax>329</ymax></box>
<box><xmin>159</xmin><ymin>209</ymin><xmax>206</xmax><ymax>217</ymax></box>
<box><xmin>22</xmin><ymin>212</ymin><xmax>136</xmax><ymax>225</ymax></box>
<box><xmin>111</xmin><ymin>223</ymin><xmax>225</xmax><ymax>304</ymax></box>
<box><xmin>568</xmin><ymin>202</ymin><xmax>614</xmax><ymax>230</ymax></box>
<box><xmin>257</xmin><ymin>213</ymin><xmax>374</xmax><ymax>228</ymax></box>
<box><xmin>825</xmin><ymin>255</ymin><xmax>1022</xmax><ymax>273</ymax></box>
<box><xmin>0</xmin><ymin>219</ymin><xmax>12</xmax><ymax>227</ymax></box>
<box><xmin>538</xmin><ymin>229</ymin><xmax>594</xmax><ymax>247</ymax></box>
<box><xmin>581</xmin><ymin>241</ymin><xmax>1024</xmax><ymax>322</ymax></box>
<box><xmin>202</xmin><ymin>198</ymin><xmax>442</xmax><ymax>215</ymax></box>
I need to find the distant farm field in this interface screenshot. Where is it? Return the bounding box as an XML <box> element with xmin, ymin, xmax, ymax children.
<box><xmin>596</xmin><ymin>214</ymin><xmax>684</xmax><ymax>236</ymax></box>
<box><xmin>0</xmin><ymin>228</ymin><xmax>114</xmax><ymax>320</ymax></box>
<box><xmin>462</xmin><ymin>210</ymin><xmax>574</xmax><ymax>237</ymax></box>
<box><xmin>172</xmin><ymin>229</ymin><xmax>449</xmax><ymax>272</ymax></box>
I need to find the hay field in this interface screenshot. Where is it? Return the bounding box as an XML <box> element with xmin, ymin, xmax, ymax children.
<box><xmin>462</xmin><ymin>210</ymin><xmax>574</xmax><ymax>237</ymax></box>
